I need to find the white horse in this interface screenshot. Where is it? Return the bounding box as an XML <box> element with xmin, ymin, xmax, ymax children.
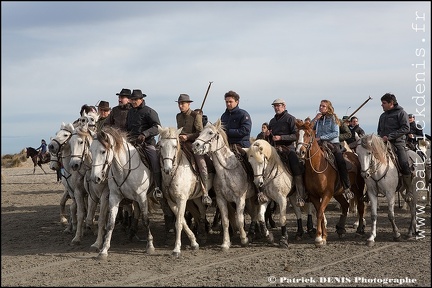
<box><xmin>244</xmin><ymin>139</ymin><xmax>316</xmax><ymax>246</ymax></box>
<box><xmin>48</xmin><ymin>122</ymin><xmax>78</xmax><ymax>234</ymax></box>
<box><xmin>68</xmin><ymin>125</ymin><xmax>111</xmax><ymax>251</ymax></box>
<box><xmin>157</xmin><ymin>126</ymin><xmax>210</xmax><ymax>257</ymax></box>
<box><xmin>89</xmin><ymin>126</ymin><xmax>154</xmax><ymax>260</ymax></box>
<box><xmin>356</xmin><ymin>134</ymin><xmax>426</xmax><ymax>246</ymax></box>
<box><xmin>192</xmin><ymin>119</ymin><xmax>265</xmax><ymax>251</ymax></box>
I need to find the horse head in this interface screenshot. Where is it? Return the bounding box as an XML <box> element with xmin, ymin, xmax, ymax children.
<box><xmin>244</xmin><ymin>139</ymin><xmax>272</xmax><ymax>188</ymax></box>
<box><xmin>295</xmin><ymin>120</ymin><xmax>315</xmax><ymax>159</ymax></box>
<box><xmin>192</xmin><ymin>118</ymin><xmax>227</xmax><ymax>155</ymax></box>
<box><xmin>157</xmin><ymin>125</ymin><xmax>182</xmax><ymax>174</ymax></box>
<box><xmin>90</xmin><ymin>127</ymin><xmax>124</xmax><ymax>184</ymax></box>
<box><xmin>49</xmin><ymin>122</ymin><xmax>74</xmax><ymax>154</ymax></box>
<box><xmin>69</xmin><ymin>126</ymin><xmax>93</xmax><ymax>172</ymax></box>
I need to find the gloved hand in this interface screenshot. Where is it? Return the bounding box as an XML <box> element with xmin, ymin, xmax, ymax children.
<box><xmin>138</xmin><ymin>134</ymin><xmax>145</xmax><ymax>143</ymax></box>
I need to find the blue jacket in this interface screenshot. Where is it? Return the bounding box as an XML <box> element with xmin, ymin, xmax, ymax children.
<box><xmin>313</xmin><ymin>114</ymin><xmax>340</xmax><ymax>144</ymax></box>
<box><xmin>221</xmin><ymin>106</ymin><xmax>252</xmax><ymax>148</ymax></box>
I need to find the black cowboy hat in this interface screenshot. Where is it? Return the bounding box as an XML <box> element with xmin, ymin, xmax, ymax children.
<box><xmin>176</xmin><ymin>94</ymin><xmax>193</xmax><ymax>103</ymax></box>
<box><xmin>116</xmin><ymin>88</ymin><xmax>131</xmax><ymax>97</ymax></box>
<box><xmin>97</xmin><ymin>101</ymin><xmax>111</xmax><ymax>111</ymax></box>
<box><xmin>129</xmin><ymin>89</ymin><xmax>147</xmax><ymax>100</ymax></box>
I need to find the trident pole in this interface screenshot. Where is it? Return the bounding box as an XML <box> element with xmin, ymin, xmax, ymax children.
<box><xmin>200</xmin><ymin>81</ymin><xmax>213</xmax><ymax>111</ymax></box>
<box><xmin>348</xmin><ymin>96</ymin><xmax>373</xmax><ymax>119</ymax></box>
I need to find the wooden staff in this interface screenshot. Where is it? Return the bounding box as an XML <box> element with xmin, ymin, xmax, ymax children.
<box><xmin>348</xmin><ymin>96</ymin><xmax>373</xmax><ymax>119</ymax></box>
<box><xmin>199</xmin><ymin>81</ymin><xmax>213</xmax><ymax>111</ymax></box>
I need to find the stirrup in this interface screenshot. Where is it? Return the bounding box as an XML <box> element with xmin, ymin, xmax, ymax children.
<box><xmin>153</xmin><ymin>187</ymin><xmax>163</xmax><ymax>199</ymax></box>
<box><xmin>343</xmin><ymin>189</ymin><xmax>354</xmax><ymax>201</ymax></box>
<box><xmin>202</xmin><ymin>195</ymin><xmax>212</xmax><ymax>206</ymax></box>
<box><xmin>257</xmin><ymin>192</ymin><xmax>268</xmax><ymax>204</ymax></box>
<box><xmin>361</xmin><ymin>193</ymin><xmax>369</xmax><ymax>203</ymax></box>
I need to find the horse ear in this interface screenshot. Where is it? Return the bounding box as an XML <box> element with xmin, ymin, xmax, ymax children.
<box><xmin>157</xmin><ymin>125</ymin><xmax>162</xmax><ymax>133</ymax></box>
<box><xmin>177</xmin><ymin>127</ymin><xmax>183</xmax><ymax>135</ymax></box>
<box><xmin>215</xmin><ymin>118</ymin><xmax>221</xmax><ymax>128</ymax></box>
<box><xmin>242</xmin><ymin>147</ymin><xmax>249</xmax><ymax>154</ymax></box>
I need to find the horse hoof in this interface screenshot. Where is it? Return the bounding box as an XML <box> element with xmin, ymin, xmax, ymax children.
<box><xmin>221</xmin><ymin>244</ymin><xmax>230</xmax><ymax>252</ymax></box>
<box><xmin>393</xmin><ymin>235</ymin><xmax>402</xmax><ymax>242</ymax></box>
<box><xmin>314</xmin><ymin>242</ymin><xmax>324</xmax><ymax>248</ymax></box>
<box><xmin>191</xmin><ymin>243</ymin><xmax>200</xmax><ymax>250</ymax></box>
<box><xmin>366</xmin><ymin>240</ymin><xmax>375</xmax><ymax>247</ymax></box>
<box><xmin>147</xmin><ymin>247</ymin><xmax>156</xmax><ymax>255</ymax></box>
<box><xmin>171</xmin><ymin>252</ymin><xmax>181</xmax><ymax>258</ymax></box>
<box><xmin>97</xmin><ymin>253</ymin><xmax>108</xmax><ymax>260</ymax></box>
<box><xmin>279</xmin><ymin>237</ymin><xmax>289</xmax><ymax>248</ymax></box>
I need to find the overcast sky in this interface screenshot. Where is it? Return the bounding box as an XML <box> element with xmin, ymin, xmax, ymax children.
<box><xmin>2</xmin><ymin>1</ymin><xmax>430</xmax><ymax>155</ymax></box>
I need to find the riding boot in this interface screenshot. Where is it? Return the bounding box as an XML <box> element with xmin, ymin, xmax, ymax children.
<box><xmin>294</xmin><ymin>175</ymin><xmax>306</xmax><ymax>207</ymax></box>
<box><xmin>336</xmin><ymin>154</ymin><xmax>354</xmax><ymax>201</ymax></box>
<box><xmin>402</xmin><ymin>174</ymin><xmax>414</xmax><ymax>202</ymax></box>
<box><xmin>200</xmin><ymin>172</ymin><xmax>212</xmax><ymax>206</ymax></box>
<box><xmin>153</xmin><ymin>171</ymin><xmax>163</xmax><ymax>199</ymax></box>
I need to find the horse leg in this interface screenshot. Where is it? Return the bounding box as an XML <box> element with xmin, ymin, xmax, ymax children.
<box><xmin>314</xmin><ymin>195</ymin><xmax>331</xmax><ymax>247</ymax></box>
<box><xmin>366</xmin><ymin>192</ymin><xmax>379</xmax><ymax>246</ymax></box>
<box><xmin>289</xmin><ymin>194</ymin><xmax>303</xmax><ymax>240</ymax></box>
<box><xmin>211</xmin><ymin>206</ymin><xmax>222</xmax><ymax>232</ymax></box>
<box><xmin>236</xmin><ymin>198</ymin><xmax>249</xmax><ymax>247</ymax></box>
<box><xmin>60</xmin><ymin>189</ymin><xmax>70</xmax><ymax>225</ymax></box>
<box><xmin>91</xmin><ymin>190</ymin><xmax>109</xmax><ymax>251</ymax></box>
<box><xmin>98</xmin><ymin>197</ymin><xmax>121</xmax><ymax>260</ymax></box>
<box><xmin>65</xmin><ymin>197</ymin><xmax>77</xmax><ymax>234</ymax></box>
<box><xmin>355</xmin><ymin>193</ymin><xmax>366</xmax><ymax>235</ymax></box>
<box><xmin>407</xmin><ymin>193</ymin><xmax>418</xmax><ymax>239</ymax></box>
<box><xmin>334</xmin><ymin>194</ymin><xmax>349</xmax><ymax>238</ymax></box>
<box><xmin>191</xmin><ymin>198</ymin><xmax>208</xmax><ymax>244</ymax></box>
<box><xmin>138</xmin><ymin>197</ymin><xmax>155</xmax><ymax>255</ymax></box>
<box><xmin>216</xmin><ymin>198</ymin><xmax>232</xmax><ymax>251</ymax></box>
<box><xmin>71</xmin><ymin>188</ymin><xmax>86</xmax><ymax>245</ymax></box>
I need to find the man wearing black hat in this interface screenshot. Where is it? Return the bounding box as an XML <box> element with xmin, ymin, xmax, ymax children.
<box><xmin>126</xmin><ymin>89</ymin><xmax>163</xmax><ymax>198</ymax></box>
<box><xmin>175</xmin><ymin>94</ymin><xmax>212</xmax><ymax>205</ymax></box>
<box><xmin>106</xmin><ymin>88</ymin><xmax>132</xmax><ymax>131</ymax></box>
<box><xmin>96</xmin><ymin>100</ymin><xmax>111</xmax><ymax>132</ymax></box>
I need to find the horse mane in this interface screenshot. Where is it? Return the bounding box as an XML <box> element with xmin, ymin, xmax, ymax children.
<box><xmin>361</xmin><ymin>134</ymin><xmax>387</xmax><ymax>163</ymax></box>
<box><xmin>249</xmin><ymin>140</ymin><xmax>285</xmax><ymax>168</ymax></box>
<box><xmin>26</xmin><ymin>147</ymin><xmax>37</xmax><ymax>157</ymax></box>
<box><xmin>75</xmin><ymin>126</ymin><xmax>92</xmax><ymax>139</ymax></box>
<box><xmin>214</xmin><ymin>119</ymin><xmax>229</xmax><ymax>146</ymax></box>
<box><xmin>96</xmin><ymin>126</ymin><xmax>127</xmax><ymax>154</ymax></box>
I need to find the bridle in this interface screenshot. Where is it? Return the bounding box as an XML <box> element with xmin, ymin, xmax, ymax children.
<box><xmin>296</xmin><ymin>129</ymin><xmax>329</xmax><ymax>174</ymax></box>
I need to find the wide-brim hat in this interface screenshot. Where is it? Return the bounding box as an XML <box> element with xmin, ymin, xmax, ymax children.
<box><xmin>176</xmin><ymin>94</ymin><xmax>193</xmax><ymax>103</ymax></box>
<box><xmin>271</xmin><ymin>98</ymin><xmax>286</xmax><ymax>105</ymax></box>
<box><xmin>116</xmin><ymin>88</ymin><xmax>131</xmax><ymax>97</ymax></box>
<box><xmin>129</xmin><ymin>89</ymin><xmax>147</xmax><ymax>100</ymax></box>
<box><xmin>97</xmin><ymin>100</ymin><xmax>111</xmax><ymax>111</ymax></box>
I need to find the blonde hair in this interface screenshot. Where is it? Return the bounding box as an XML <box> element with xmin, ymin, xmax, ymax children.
<box><xmin>321</xmin><ymin>99</ymin><xmax>340</xmax><ymax>126</ymax></box>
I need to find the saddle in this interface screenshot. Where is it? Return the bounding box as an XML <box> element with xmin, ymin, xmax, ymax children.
<box><xmin>180</xmin><ymin>142</ymin><xmax>215</xmax><ymax>175</ymax></box>
<box><xmin>274</xmin><ymin>146</ymin><xmax>294</xmax><ymax>176</ymax></box>
<box><xmin>230</xmin><ymin>144</ymin><xmax>255</xmax><ymax>183</ymax></box>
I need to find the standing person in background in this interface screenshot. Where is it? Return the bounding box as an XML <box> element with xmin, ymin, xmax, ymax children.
<box><xmin>106</xmin><ymin>88</ymin><xmax>132</xmax><ymax>131</ymax></box>
<box><xmin>311</xmin><ymin>99</ymin><xmax>354</xmax><ymax>201</ymax></box>
<box><xmin>256</xmin><ymin>122</ymin><xmax>270</xmax><ymax>141</ymax></box>
<box><xmin>220</xmin><ymin>90</ymin><xmax>267</xmax><ymax>203</ymax></box>
<box><xmin>267</xmin><ymin>98</ymin><xmax>306</xmax><ymax>206</ymax></box>
<box><xmin>176</xmin><ymin>94</ymin><xmax>212</xmax><ymax>205</ymax></box>
<box><xmin>377</xmin><ymin>93</ymin><xmax>413</xmax><ymax>202</ymax></box>
<box><xmin>95</xmin><ymin>101</ymin><xmax>111</xmax><ymax>132</ymax></box>
<box><xmin>126</xmin><ymin>89</ymin><xmax>163</xmax><ymax>199</ymax></box>
<box><xmin>346</xmin><ymin>116</ymin><xmax>365</xmax><ymax>152</ymax></box>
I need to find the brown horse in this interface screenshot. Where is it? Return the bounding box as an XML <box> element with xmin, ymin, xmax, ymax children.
<box><xmin>295</xmin><ymin>120</ymin><xmax>365</xmax><ymax>247</ymax></box>
<box><xmin>26</xmin><ymin>147</ymin><xmax>50</xmax><ymax>174</ymax></box>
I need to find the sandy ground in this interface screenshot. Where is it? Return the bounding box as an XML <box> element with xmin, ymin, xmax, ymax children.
<box><xmin>1</xmin><ymin>159</ymin><xmax>431</xmax><ymax>287</ymax></box>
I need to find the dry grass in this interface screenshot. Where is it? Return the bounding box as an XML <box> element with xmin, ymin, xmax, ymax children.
<box><xmin>1</xmin><ymin>149</ymin><xmax>28</xmax><ymax>168</ymax></box>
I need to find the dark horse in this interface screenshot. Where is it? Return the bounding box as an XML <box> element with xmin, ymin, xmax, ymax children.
<box><xmin>26</xmin><ymin>147</ymin><xmax>50</xmax><ymax>174</ymax></box>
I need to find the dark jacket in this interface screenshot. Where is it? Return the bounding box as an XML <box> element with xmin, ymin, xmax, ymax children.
<box><xmin>407</xmin><ymin>121</ymin><xmax>424</xmax><ymax>143</ymax></box>
<box><xmin>377</xmin><ymin>104</ymin><xmax>409</xmax><ymax>144</ymax></box>
<box><xmin>176</xmin><ymin>109</ymin><xmax>202</xmax><ymax>142</ymax></box>
<box><xmin>339</xmin><ymin>121</ymin><xmax>352</xmax><ymax>143</ymax></box>
<box><xmin>221</xmin><ymin>106</ymin><xmax>252</xmax><ymax>148</ymax></box>
<box><xmin>346</xmin><ymin>125</ymin><xmax>365</xmax><ymax>144</ymax></box>
<box><xmin>126</xmin><ymin>102</ymin><xmax>161</xmax><ymax>146</ymax></box>
<box><xmin>106</xmin><ymin>103</ymin><xmax>132</xmax><ymax>131</ymax></box>
<box><xmin>268</xmin><ymin>110</ymin><xmax>297</xmax><ymax>148</ymax></box>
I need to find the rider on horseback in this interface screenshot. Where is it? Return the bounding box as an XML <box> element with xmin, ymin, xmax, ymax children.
<box><xmin>311</xmin><ymin>100</ymin><xmax>354</xmax><ymax>201</ymax></box>
<box><xmin>176</xmin><ymin>94</ymin><xmax>212</xmax><ymax>206</ymax></box>
<box><xmin>378</xmin><ymin>93</ymin><xmax>413</xmax><ymax>202</ymax></box>
<box><xmin>267</xmin><ymin>98</ymin><xmax>306</xmax><ymax>207</ymax></box>
<box><xmin>36</xmin><ymin>139</ymin><xmax>48</xmax><ymax>162</ymax></box>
